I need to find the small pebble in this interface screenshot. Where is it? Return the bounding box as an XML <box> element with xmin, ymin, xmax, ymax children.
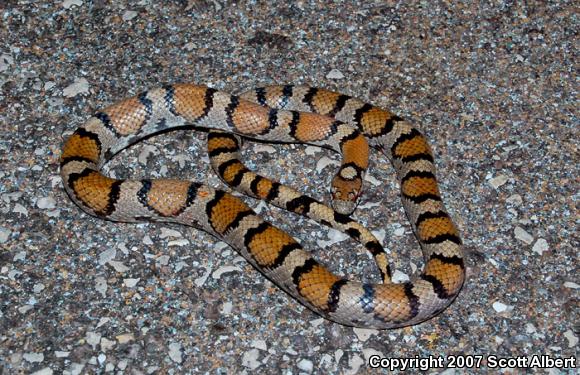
<box><xmin>23</xmin><ymin>352</ymin><xmax>44</xmax><ymax>363</ymax></box>
<box><xmin>316</xmin><ymin>156</ymin><xmax>339</xmax><ymax>172</ymax></box>
<box><xmin>122</xmin><ymin>10</ymin><xmax>138</xmax><ymax>21</ymax></box>
<box><xmin>62</xmin><ymin>78</ymin><xmax>89</xmax><ymax>97</ymax></box>
<box><xmin>346</xmin><ymin>354</ymin><xmax>364</xmax><ymax>375</ymax></box>
<box><xmin>362</xmin><ymin>348</ymin><xmax>384</xmax><ymax>361</ymax></box>
<box><xmin>316</xmin><ymin>228</ymin><xmax>348</xmax><ymax>248</ymax></box>
<box><xmin>564</xmin><ymin>330</ymin><xmax>578</xmax><ymax>347</ymax></box>
<box><xmin>168</xmin><ymin>342</ymin><xmax>183</xmax><ymax>364</ymax></box>
<box><xmin>506</xmin><ymin>194</ymin><xmax>523</xmax><ymax>205</ymax></box>
<box><xmin>85</xmin><ymin>331</ymin><xmax>101</xmax><ymax>349</ymax></box>
<box><xmin>95</xmin><ymin>276</ymin><xmax>107</xmax><ymax>298</ymax></box>
<box><xmin>251</xmin><ymin>339</ymin><xmax>267</xmax><ymax>351</ymax></box>
<box><xmin>489</xmin><ymin>174</ymin><xmax>508</xmax><ymax>188</ymax></box>
<box><xmin>253</xmin><ymin>144</ymin><xmax>277</xmax><ymax>153</ymax></box>
<box><xmin>532</xmin><ymin>238</ymin><xmax>548</xmax><ymax>255</ymax></box>
<box><xmin>0</xmin><ymin>227</ymin><xmax>12</xmax><ymax>243</ymax></box>
<box><xmin>297</xmin><ymin>358</ymin><xmax>313</xmax><ymax>373</ymax></box>
<box><xmin>116</xmin><ymin>333</ymin><xmax>135</xmax><ymax>344</ymax></box>
<box><xmin>100</xmin><ymin>337</ymin><xmax>115</xmax><ymax>351</ymax></box>
<box><xmin>242</xmin><ymin>349</ymin><xmax>261</xmax><ymax>369</ymax></box>
<box><xmin>99</xmin><ymin>248</ymin><xmax>116</xmax><ymax>265</ymax></box>
<box><xmin>123</xmin><ymin>278</ymin><xmax>140</xmax><ymax>287</ymax></box>
<box><xmin>392</xmin><ymin>270</ymin><xmax>410</xmax><ymax>283</ymax></box>
<box><xmin>326</xmin><ymin>68</ymin><xmax>345</xmax><ymax>79</ymax></box>
<box><xmin>31</xmin><ymin>368</ymin><xmax>53</xmax><ymax>375</ymax></box>
<box><xmin>492</xmin><ymin>301</ymin><xmax>512</xmax><ymax>313</ymax></box>
<box><xmin>212</xmin><ymin>265</ymin><xmax>242</xmax><ymax>279</ymax></box>
<box><xmin>108</xmin><ymin>260</ymin><xmax>129</xmax><ymax>273</ymax></box>
<box><xmin>514</xmin><ymin>226</ymin><xmax>534</xmax><ymax>244</ymax></box>
<box><xmin>62</xmin><ymin>0</ymin><xmax>83</xmax><ymax>9</ymax></box>
<box><xmin>353</xmin><ymin>328</ymin><xmax>378</xmax><ymax>342</ymax></box>
<box><xmin>55</xmin><ymin>351</ymin><xmax>70</xmax><ymax>358</ymax></box>
<box><xmin>563</xmin><ymin>281</ymin><xmax>579</xmax><ymax>289</ymax></box>
<box><xmin>160</xmin><ymin>227</ymin><xmax>183</xmax><ymax>238</ymax></box>
<box><xmin>36</xmin><ymin>197</ymin><xmax>56</xmax><ymax>209</ymax></box>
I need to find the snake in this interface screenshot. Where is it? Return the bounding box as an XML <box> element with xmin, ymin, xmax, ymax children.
<box><xmin>60</xmin><ymin>83</ymin><xmax>464</xmax><ymax>329</ymax></box>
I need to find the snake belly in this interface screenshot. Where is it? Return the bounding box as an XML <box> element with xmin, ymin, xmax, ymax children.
<box><xmin>60</xmin><ymin>83</ymin><xmax>465</xmax><ymax>329</ymax></box>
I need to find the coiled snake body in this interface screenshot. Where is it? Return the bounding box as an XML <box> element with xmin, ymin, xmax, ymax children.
<box><xmin>60</xmin><ymin>84</ymin><xmax>464</xmax><ymax>328</ymax></box>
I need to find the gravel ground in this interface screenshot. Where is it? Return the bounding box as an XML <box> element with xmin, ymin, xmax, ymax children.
<box><xmin>0</xmin><ymin>1</ymin><xmax>578</xmax><ymax>374</ymax></box>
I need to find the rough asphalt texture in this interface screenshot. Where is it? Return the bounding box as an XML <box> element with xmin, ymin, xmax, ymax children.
<box><xmin>0</xmin><ymin>1</ymin><xmax>577</xmax><ymax>374</ymax></box>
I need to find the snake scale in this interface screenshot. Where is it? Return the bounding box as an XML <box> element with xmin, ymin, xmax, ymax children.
<box><xmin>60</xmin><ymin>84</ymin><xmax>464</xmax><ymax>328</ymax></box>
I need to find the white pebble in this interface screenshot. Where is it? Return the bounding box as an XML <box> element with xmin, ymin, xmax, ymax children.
<box><xmin>168</xmin><ymin>342</ymin><xmax>183</xmax><ymax>363</ymax></box>
<box><xmin>392</xmin><ymin>270</ymin><xmax>410</xmax><ymax>283</ymax></box>
<box><xmin>242</xmin><ymin>348</ymin><xmax>261</xmax><ymax>369</ymax></box>
<box><xmin>362</xmin><ymin>348</ymin><xmax>384</xmax><ymax>361</ymax></box>
<box><xmin>326</xmin><ymin>68</ymin><xmax>345</xmax><ymax>79</ymax></box>
<box><xmin>309</xmin><ymin>318</ymin><xmax>324</xmax><ymax>327</ymax></box>
<box><xmin>33</xmin><ymin>283</ymin><xmax>45</xmax><ymax>293</ymax></box>
<box><xmin>0</xmin><ymin>53</ymin><xmax>14</xmax><ymax>72</ymax></box>
<box><xmin>117</xmin><ymin>359</ymin><xmax>128</xmax><ymax>370</ymax></box>
<box><xmin>100</xmin><ymin>337</ymin><xmax>115</xmax><ymax>351</ymax></box>
<box><xmin>394</xmin><ymin>227</ymin><xmax>406</xmax><ymax>236</ymax></box>
<box><xmin>525</xmin><ymin>323</ymin><xmax>536</xmax><ymax>334</ymax></box>
<box><xmin>506</xmin><ymin>194</ymin><xmax>523</xmax><ymax>205</ymax></box>
<box><xmin>364</xmin><ymin>174</ymin><xmax>381</xmax><ymax>186</ymax></box>
<box><xmin>37</xmin><ymin>197</ymin><xmax>56</xmax><ymax>209</ymax></box>
<box><xmin>160</xmin><ymin>227</ymin><xmax>183</xmax><ymax>238</ymax></box>
<box><xmin>68</xmin><ymin>363</ymin><xmax>85</xmax><ymax>375</ymax></box>
<box><xmin>97</xmin><ymin>353</ymin><xmax>106</xmax><ymax>364</ymax></box>
<box><xmin>488</xmin><ymin>174</ymin><xmax>508</xmax><ymax>189</ymax></box>
<box><xmin>492</xmin><ymin>301</ymin><xmax>512</xmax><ymax>313</ymax></box>
<box><xmin>297</xmin><ymin>358</ymin><xmax>313</xmax><ymax>373</ymax></box>
<box><xmin>122</xmin><ymin>10</ymin><xmax>138</xmax><ymax>21</ymax></box>
<box><xmin>514</xmin><ymin>226</ymin><xmax>533</xmax><ymax>244</ymax></box>
<box><xmin>85</xmin><ymin>331</ymin><xmax>101</xmax><ymax>349</ymax></box>
<box><xmin>563</xmin><ymin>281</ymin><xmax>579</xmax><ymax>289</ymax></box>
<box><xmin>251</xmin><ymin>339</ymin><xmax>268</xmax><ymax>351</ymax></box>
<box><xmin>98</xmin><ymin>248</ymin><xmax>116</xmax><ymax>265</ymax></box>
<box><xmin>108</xmin><ymin>260</ymin><xmax>129</xmax><ymax>273</ymax></box>
<box><xmin>253</xmin><ymin>144</ymin><xmax>276</xmax><ymax>153</ymax></box>
<box><xmin>212</xmin><ymin>265</ymin><xmax>242</xmax><ymax>279</ymax></box>
<box><xmin>0</xmin><ymin>227</ymin><xmax>11</xmax><ymax>243</ymax></box>
<box><xmin>194</xmin><ymin>267</ymin><xmax>211</xmax><ymax>287</ymax></box>
<box><xmin>31</xmin><ymin>368</ymin><xmax>52</xmax><ymax>375</ymax></box>
<box><xmin>317</xmin><ymin>228</ymin><xmax>348</xmax><ymax>248</ymax></box>
<box><xmin>63</xmin><ymin>78</ymin><xmax>89</xmax><ymax>97</ymax></box>
<box><xmin>334</xmin><ymin>349</ymin><xmax>344</xmax><ymax>365</ymax></box>
<box><xmin>138</xmin><ymin>145</ymin><xmax>158</xmax><ymax>164</ymax></box>
<box><xmin>156</xmin><ymin>255</ymin><xmax>170</xmax><ymax>266</ymax></box>
<box><xmin>23</xmin><ymin>352</ymin><xmax>44</xmax><ymax>363</ymax></box>
<box><xmin>532</xmin><ymin>238</ymin><xmax>548</xmax><ymax>255</ymax></box>
<box><xmin>13</xmin><ymin>203</ymin><xmax>29</xmax><ymax>216</ymax></box>
<box><xmin>62</xmin><ymin>0</ymin><xmax>83</xmax><ymax>9</ymax></box>
<box><xmin>305</xmin><ymin>146</ymin><xmax>321</xmax><ymax>155</ymax></box>
<box><xmin>96</xmin><ymin>317</ymin><xmax>109</xmax><ymax>328</ymax></box>
<box><xmin>353</xmin><ymin>328</ymin><xmax>378</xmax><ymax>342</ymax></box>
<box><xmin>221</xmin><ymin>301</ymin><xmax>233</xmax><ymax>315</ymax></box>
<box><xmin>123</xmin><ymin>278</ymin><xmax>140</xmax><ymax>287</ymax></box>
<box><xmin>371</xmin><ymin>229</ymin><xmax>386</xmax><ymax>243</ymax></box>
<box><xmin>143</xmin><ymin>235</ymin><xmax>153</xmax><ymax>245</ymax></box>
<box><xmin>316</xmin><ymin>156</ymin><xmax>339</xmax><ymax>172</ymax></box>
<box><xmin>564</xmin><ymin>330</ymin><xmax>578</xmax><ymax>347</ymax></box>
<box><xmin>95</xmin><ymin>276</ymin><xmax>107</xmax><ymax>298</ymax></box>
<box><xmin>346</xmin><ymin>354</ymin><xmax>365</xmax><ymax>375</ymax></box>
<box><xmin>168</xmin><ymin>238</ymin><xmax>189</xmax><ymax>247</ymax></box>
